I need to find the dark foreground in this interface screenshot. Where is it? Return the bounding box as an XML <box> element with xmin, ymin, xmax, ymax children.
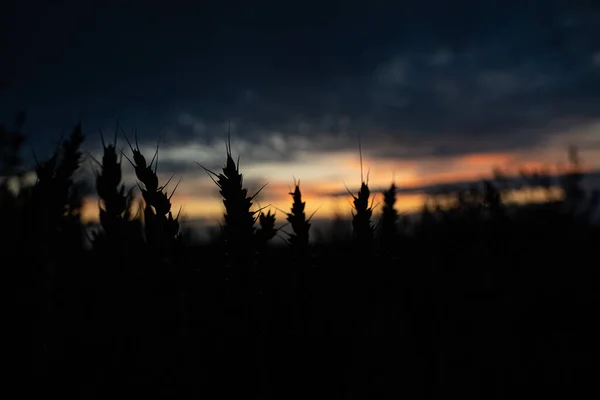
<box><xmin>7</xmin><ymin>204</ymin><xmax>594</xmax><ymax>399</ymax></box>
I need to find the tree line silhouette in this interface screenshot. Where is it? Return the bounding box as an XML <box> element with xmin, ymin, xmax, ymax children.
<box><xmin>2</xmin><ymin>115</ymin><xmax>595</xmax><ymax>398</ymax></box>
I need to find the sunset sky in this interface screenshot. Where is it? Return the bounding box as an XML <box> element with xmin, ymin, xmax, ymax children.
<box><xmin>2</xmin><ymin>1</ymin><xmax>600</xmax><ymax>224</ymax></box>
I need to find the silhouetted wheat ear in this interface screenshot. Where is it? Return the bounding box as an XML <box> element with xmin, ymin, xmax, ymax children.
<box><xmin>27</xmin><ymin>123</ymin><xmax>85</xmax><ymax>262</ymax></box>
<box><xmin>379</xmin><ymin>182</ymin><xmax>398</xmax><ymax>254</ymax></box>
<box><xmin>93</xmin><ymin>126</ymin><xmax>134</xmax><ymax>242</ymax></box>
<box><xmin>32</xmin><ymin>124</ymin><xmax>84</xmax><ymax>221</ymax></box>
<box><xmin>122</xmin><ymin>131</ymin><xmax>181</xmax><ymax>257</ymax></box>
<box><xmin>351</xmin><ymin>181</ymin><xmax>374</xmax><ymax>241</ymax></box>
<box><xmin>285</xmin><ymin>179</ymin><xmax>316</xmax><ymax>256</ymax></box>
<box><xmin>349</xmin><ymin>136</ymin><xmax>374</xmax><ymax>249</ymax></box>
<box><xmin>256</xmin><ymin>208</ymin><xmax>277</xmax><ymax>250</ymax></box>
<box><xmin>196</xmin><ymin>131</ymin><xmax>264</xmax><ymax>267</ymax></box>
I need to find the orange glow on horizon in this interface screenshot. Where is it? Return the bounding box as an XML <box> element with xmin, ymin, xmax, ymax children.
<box><xmin>80</xmin><ymin>191</ymin><xmax>427</xmax><ymax>224</ymax></box>
<box><xmin>459</xmin><ymin>152</ymin><xmax>514</xmax><ymax>166</ymax></box>
<box><xmin>78</xmin><ymin>147</ymin><xmax>584</xmax><ymax>225</ymax></box>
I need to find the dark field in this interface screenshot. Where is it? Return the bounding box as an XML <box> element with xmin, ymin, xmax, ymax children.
<box><xmin>3</xmin><ymin>122</ymin><xmax>596</xmax><ymax>399</ymax></box>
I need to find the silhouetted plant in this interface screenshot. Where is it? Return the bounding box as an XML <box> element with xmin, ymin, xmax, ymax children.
<box><xmin>92</xmin><ymin>128</ymin><xmax>137</xmax><ymax>248</ymax></box>
<box><xmin>561</xmin><ymin>145</ymin><xmax>584</xmax><ymax>212</ymax></box>
<box><xmin>284</xmin><ymin>179</ymin><xmax>316</xmax><ymax>257</ymax></box>
<box><xmin>197</xmin><ymin>131</ymin><xmax>264</xmax><ymax>267</ymax></box>
<box><xmin>378</xmin><ymin>182</ymin><xmax>398</xmax><ymax>256</ymax></box>
<box><xmin>123</xmin><ymin>132</ymin><xmax>181</xmax><ymax>259</ymax></box>
<box><xmin>482</xmin><ymin>180</ymin><xmax>504</xmax><ymax>219</ymax></box>
<box><xmin>349</xmin><ymin>180</ymin><xmax>374</xmax><ymax>252</ymax></box>
<box><xmin>492</xmin><ymin>167</ymin><xmax>507</xmax><ymax>189</ymax></box>
<box><xmin>256</xmin><ymin>208</ymin><xmax>277</xmax><ymax>252</ymax></box>
<box><xmin>28</xmin><ymin>123</ymin><xmax>85</xmax><ymax>262</ymax></box>
<box><xmin>348</xmin><ymin>139</ymin><xmax>374</xmax><ymax>254</ymax></box>
<box><xmin>33</xmin><ymin>124</ymin><xmax>84</xmax><ymax>219</ymax></box>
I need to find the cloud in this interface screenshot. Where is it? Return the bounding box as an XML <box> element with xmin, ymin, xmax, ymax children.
<box><xmin>430</xmin><ymin>48</ymin><xmax>454</xmax><ymax>67</ymax></box>
<box><xmin>4</xmin><ymin>0</ymin><xmax>600</xmax><ymax>179</ymax></box>
<box><xmin>161</xmin><ymin>39</ymin><xmax>600</xmax><ymax>169</ymax></box>
<box><xmin>374</xmin><ymin>56</ymin><xmax>408</xmax><ymax>85</ymax></box>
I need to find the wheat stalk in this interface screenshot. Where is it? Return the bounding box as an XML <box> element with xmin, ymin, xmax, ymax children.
<box><xmin>196</xmin><ymin>129</ymin><xmax>265</xmax><ymax>267</ymax></box>
<box><xmin>379</xmin><ymin>182</ymin><xmax>398</xmax><ymax>256</ymax></box>
<box><xmin>24</xmin><ymin>123</ymin><xmax>86</xmax><ymax>269</ymax></box>
<box><xmin>91</xmin><ymin>126</ymin><xmax>136</xmax><ymax>246</ymax></box>
<box><xmin>348</xmin><ymin>136</ymin><xmax>374</xmax><ymax>252</ymax></box>
<box><xmin>122</xmin><ymin>130</ymin><xmax>181</xmax><ymax>258</ymax></box>
<box><xmin>284</xmin><ymin>178</ymin><xmax>318</xmax><ymax>258</ymax></box>
<box><xmin>256</xmin><ymin>208</ymin><xmax>277</xmax><ymax>251</ymax></box>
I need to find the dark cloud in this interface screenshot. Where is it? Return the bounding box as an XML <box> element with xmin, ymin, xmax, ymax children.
<box><xmin>2</xmin><ymin>0</ymin><xmax>600</xmax><ymax>168</ymax></box>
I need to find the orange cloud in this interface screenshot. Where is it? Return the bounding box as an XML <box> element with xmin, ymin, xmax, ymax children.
<box><xmin>458</xmin><ymin>152</ymin><xmax>514</xmax><ymax>167</ymax></box>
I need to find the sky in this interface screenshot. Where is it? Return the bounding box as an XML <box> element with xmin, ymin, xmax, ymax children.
<box><xmin>2</xmin><ymin>0</ymin><xmax>600</xmax><ymax>224</ymax></box>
